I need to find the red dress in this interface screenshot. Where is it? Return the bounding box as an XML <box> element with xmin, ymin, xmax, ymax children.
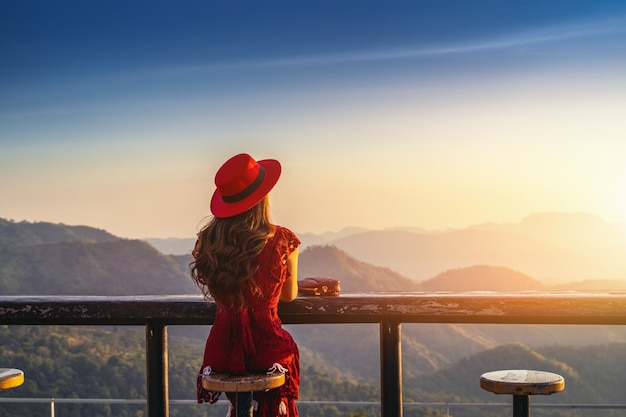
<box><xmin>196</xmin><ymin>226</ymin><xmax>301</xmax><ymax>416</ymax></box>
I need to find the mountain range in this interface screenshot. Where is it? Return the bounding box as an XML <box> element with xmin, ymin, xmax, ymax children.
<box><xmin>3</xmin><ymin>216</ymin><xmax>626</xmax><ymax>415</ymax></box>
<box><xmin>5</xmin><ymin>214</ymin><xmax>626</xmax><ymax>296</ymax></box>
<box><xmin>0</xmin><ymin>218</ymin><xmax>198</xmax><ymax>295</ymax></box>
<box><xmin>310</xmin><ymin>212</ymin><xmax>626</xmax><ymax>283</ymax></box>
<box><xmin>147</xmin><ymin>211</ymin><xmax>626</xmax><ymax>287</ymax></box>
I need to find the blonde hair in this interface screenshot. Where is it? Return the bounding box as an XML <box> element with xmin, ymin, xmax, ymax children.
<box><xmin>191</xmin><ymin>196</ymin><xmax>274</xmax><ymax>309</ymax></box>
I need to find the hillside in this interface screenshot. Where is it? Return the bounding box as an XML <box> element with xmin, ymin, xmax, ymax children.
<box><xmin>0</xmin><ymin>219</ymin><xmax>424</xmax><ymax>296</ymax></box>
<box><xmin>420</xmin><ymin>265</ymin><xmax>549</xmax><ymax>291</ymax></box>
<box><xmin>299</xmin><ymin>245</ymin><xmax>421</xmax><ymax>292</ymax></box>
<box><xmin>0</xmin><ymin>218</ymin><xmax>118</xmax><ymax>246</ymax></box>
<box><xmin>5</xmin><ymin>324</ymin><xmax>626</xmax><ymax>417</ymax></box>
<box><xmin>0</xmin><ymin>324</ymin><xmax>379</xmax><ymax>417</ymax></box>
<box><xmin>404</xmin><ymin>342</ymin><xmax>626</xmax><ymax>416</ymax></box>
<box><xmin>0</xmin><ymin>239</ymin><xmax>199</xmax><ymax>295</ymax></box>
<box><xmin>0</xmin><ymin>218</ymin><xmax>198</xmax><ymax>295</ymax></box>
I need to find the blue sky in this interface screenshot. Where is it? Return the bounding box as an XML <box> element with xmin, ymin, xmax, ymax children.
<box><xmin>2</xmin><ymin>1</ymin><xmax>626</xmax><ymax>238</ymax></box>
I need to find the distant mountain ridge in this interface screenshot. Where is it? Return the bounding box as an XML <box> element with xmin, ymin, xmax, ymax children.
<box><xmin>144</xmin><ymin>237</ymin><xmax>195</xmax><ymax>256</ymax></box>
<box><xmin>470</xmin><ymin>212</ymin><xmax>626</xmax><ymax>251</ymax></box>
<box><xmin>144</xmin><ymin>212</ymin><xmax>626</xmax><ymax>284</ymax></box>
<box><xmin>325</xmin><ymin>212</ymin><xmax>626</xmax><ymax>283</ymax></box>
<box><xmin>0</xmin><ymin>218</ymin><xmax>118</xmax><ymax>246</ymax></box>
<box><xmin>5</xmin><ymin>215</ymin><xmax>626</xmax><ymax>294</ymax></box>
<box><xmin>0</xmin><ymin>218</ymin><xmax>199</xmax><ymax>295</ymax></box>
<box><xmin>0</xmin><ymin>219</ymin><xmax>426</xmax><ymax>296</ymax></box>
<box><xmin>0</xmin><ymin>239</ymin><xmax>200</xmax><ymax>296</ymax></box>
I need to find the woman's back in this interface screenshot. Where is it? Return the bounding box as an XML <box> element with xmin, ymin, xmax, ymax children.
<box><xmin>192</xmin><ymin>153</ymin><xmax>301</xmax><ymax>416</ymax></box>
<box><xmin>204</xmin><ymin>226</ymin><xmax>300</xmax><ymax>374</ymax></box>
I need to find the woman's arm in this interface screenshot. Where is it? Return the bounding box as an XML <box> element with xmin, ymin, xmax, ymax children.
<box><xmin>280</xmin><ymin>247</ymin><xmax>299</xmax><ymax>302</ymax></box>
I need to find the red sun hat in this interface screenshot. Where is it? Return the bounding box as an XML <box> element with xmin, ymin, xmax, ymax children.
<box><xmin>210</xmin><ymin>153</ymin><xmax>282</xmax><ymax>218</ymax></box>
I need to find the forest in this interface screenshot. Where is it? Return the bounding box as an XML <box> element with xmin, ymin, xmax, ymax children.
<box><xmin>3</xmin><ymin>324</ymin><xmax>626</xmax><ymax>417</ymax></box>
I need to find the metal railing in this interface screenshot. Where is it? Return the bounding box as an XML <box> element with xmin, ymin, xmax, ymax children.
<box><xmin>2</xmin><ymin>292</ymin><xmax>626</xmax><ymax>417</ymax></box>
<box><xmin>3</xmin><ymin>396</ymin><xmax>626</xmax><ymax>417</ymax></box>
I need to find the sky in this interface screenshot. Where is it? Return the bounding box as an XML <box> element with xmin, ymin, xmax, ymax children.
<box><xmin>2</xmin><ymin>1</ymin><xmax>626</xmax><ymax>239</ymax></box>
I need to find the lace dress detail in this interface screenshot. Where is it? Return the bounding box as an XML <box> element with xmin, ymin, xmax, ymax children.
<box><xmin>196</xmin><ymin>226</ymin><xmax>301</xmax><ymax>416</ymax></box>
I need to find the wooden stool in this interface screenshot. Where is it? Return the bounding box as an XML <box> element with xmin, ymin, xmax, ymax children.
<box><xmin>480</xmin><ymin>369</ymin><xmax>564</xmax><ymax>417</ymax></box>
<box><xmin>202</xmin><ymin>372</ymin><xmax>286</xmax><ymax>417</ymax></box>
<box><xmin>0</xmin><ymin>368</ymin><xmax>24</xmax><ymax>391</ymax></box>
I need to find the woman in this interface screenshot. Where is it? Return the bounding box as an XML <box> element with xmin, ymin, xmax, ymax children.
<box><xmin>191</xmin><ymin>153</ymin><xmax>301</xmax><ymax>416</ymax></box>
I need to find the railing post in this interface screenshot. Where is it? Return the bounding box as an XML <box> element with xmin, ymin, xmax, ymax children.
<box><xmin>380</xmin><ymin>318</ymin><xmax>402</xmax><ymax>417</ymax></box>
<box><xmin>146</xmin><ymin>319</ymin><xmax>169</xmax><ymax>417</ymax></box>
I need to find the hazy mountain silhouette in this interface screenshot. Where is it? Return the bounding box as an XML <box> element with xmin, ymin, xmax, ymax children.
<box><xmin>143</xmin><ymin>226</ymin><xmax>371</xmax><ymax>255</ymax></box>
<box><xmin>329</xmin><ymin>228</ymin><xmax>573</xmax><ymax>282</ymax></box>
<box><xmin>145</xmin><ymin>237</ymin><xmax>195</xmax><ymax>256</ymax></box>
<box><xmin>470</xmin><ymin>212</ymin><xmax>626</xmax><ymax>252</ymax></box>
<box><xmin>298</xmin><ymin>226</ymin><xmax>372</xmax><ymax>249</ymax></box>
<box><xmin>553</xmin><ymin>279</ymin><xmax>626</xmax><ymax>291</ymax></box>
<box><xmin>144</xmin><ymin>212</ymin><xmax>626</xmax><ymax>286</ymax></box>
<box><xmin>324</xmin><ymin>212</ymin><xmax>626</xmax><ymax>283</ymax></box>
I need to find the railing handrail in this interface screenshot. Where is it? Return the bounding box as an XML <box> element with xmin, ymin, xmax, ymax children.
<box><xmin>3</xmin><ymin>292</ymin><xmax>626</xmax><ymax>325</ymax></box>
<box><xmin>3</xmin><ymin>292</ymin><xmax>626</xmax><ymax>417</ymax></box>
<box><xmin>3</xmin><ymin>396</ymin><xmax>626</xmax><ymax>408</ymax></box>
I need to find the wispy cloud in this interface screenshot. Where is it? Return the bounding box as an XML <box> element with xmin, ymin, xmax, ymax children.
<box><xmin>170</xmin><ymin>15</ymin><xmax>626</xmax><ymax>72</ymax></box>
<box><xmin>3</xmin><ymin>15</ymin><xmax>625</xmax><ymax>122</ymax></box>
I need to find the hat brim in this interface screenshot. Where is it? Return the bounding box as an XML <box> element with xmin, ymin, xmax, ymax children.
<box><xmin>210</xmin><ymin>159</ymin><xmax>281</xmax><ymax>218</ymax></box>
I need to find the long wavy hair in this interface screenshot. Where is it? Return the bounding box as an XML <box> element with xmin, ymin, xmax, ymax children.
<box><xmin>191</xmin><ymin>195</ymin><xmax>275</xmax><ymax>310</ymax></box>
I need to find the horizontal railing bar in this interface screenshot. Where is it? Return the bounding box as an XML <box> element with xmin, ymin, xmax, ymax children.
<box><xmin>2</xmin><ymin>398</ymin><xmax>626</xmax><ymax>409</ymax></box>
<box><xmin>2</xmin><ymin>292</ymin><xmax>626</xmax><ymax>325</ymax></box>
<box><xmin>403</xmin><ymin>403</ymin><xmax>626</xmax><ymax>409</ymax></box>
<box><xmin>0</xmin><ymin>398</ymin><xmax>147</xmax><ymax>404</ymax></box>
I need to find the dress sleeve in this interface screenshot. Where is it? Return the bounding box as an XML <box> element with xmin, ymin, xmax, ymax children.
<box><xmin>265</xmin><ymin>226</ymin><xmax>301</xmax><ymax>283</ymax></box>
<box><xmin>279</xmin><ymin>226</ymin><xmax>301</xmax><ymax>258</ymax></box>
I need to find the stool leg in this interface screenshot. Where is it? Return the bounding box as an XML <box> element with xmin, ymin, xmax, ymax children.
<box><xmin>512</xmin><ymin>395</ymin><xmax>529</xmax><ymax>417</ymax></box>
<box><xmin>234</xmin><ymin>391</ymin><xmax>254</xmax><ymax>417</ymax></box>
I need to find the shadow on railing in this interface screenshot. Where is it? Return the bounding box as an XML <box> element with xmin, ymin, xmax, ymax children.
<box><xmin>2</xmin><ymin>292</ymin><xmax>626</xmax><ymax>417</ymax></box>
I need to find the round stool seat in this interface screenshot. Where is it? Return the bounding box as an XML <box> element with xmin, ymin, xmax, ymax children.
<box><xmin>202</xmin><ymin>372</ymin><xmax>286</xmax><ymax>393</ymax></box>
<box><xmin>480</xmin><ymin>369</ymin><xmax>564</xmax><ymax>396</ymax></box>
<box><xmin>0</xmin><ymin>368</ymin><xmax>24</xmax><ymax>391</ymax></box>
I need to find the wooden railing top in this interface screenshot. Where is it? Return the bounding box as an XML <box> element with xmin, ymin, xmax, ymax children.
<box><xmin>2</xmin><ymin>292</ymin><xmax>626</xmax><ymax>325</ymax></box>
